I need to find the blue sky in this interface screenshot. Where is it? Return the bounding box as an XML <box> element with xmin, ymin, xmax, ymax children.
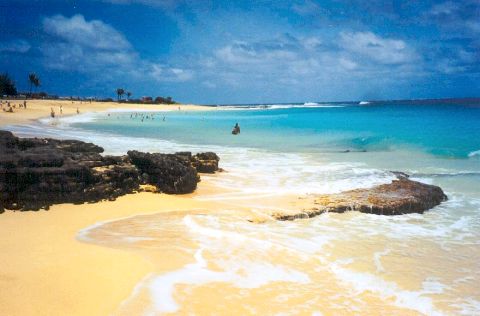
<box><xmin>0</xmin><ymin>0</ymin><xmax>479</xmax><ymax>104</ymax></box>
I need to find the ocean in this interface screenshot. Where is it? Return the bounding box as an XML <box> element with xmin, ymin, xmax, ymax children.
<box><xmin>11</xmin><ymin>100</ymin><xmax>480</xmax><ymax>315</ymax></box>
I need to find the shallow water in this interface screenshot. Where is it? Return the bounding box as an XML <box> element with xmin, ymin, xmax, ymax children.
<box><xmin>8</xmin><ymin>101</ymin><xmax>480</xmax><ymax>315</ymax></box>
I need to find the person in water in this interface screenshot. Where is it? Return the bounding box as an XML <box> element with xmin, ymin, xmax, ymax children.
<box><xmin>232</xmin><ymin>122</ymin><xmax>240</xmax><ymax>135</ymax></box>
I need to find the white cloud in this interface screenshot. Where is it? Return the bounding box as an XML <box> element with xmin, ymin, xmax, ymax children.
<box><xmin>292</xmin><ymin>0</ymin><xmax>323</xmax><ymax>16</ymax></box>
<box><xmin>41</xmin><ymin>14</ymin><xmax>192</xmax><ymax>83</ymax></box>
<box><xmin>426</xmin><ymin>1</ymin><xmax>480</xmax><ymax>35</ymax></box>
<box><xmin>339</xmin><ymin>57</ymin><xmax>357</xmax><ymax>70</ymax></box>
<box><xmin>429</xmin><ymin>1</ymin><xmax>458</xmax><ymax>16</ymax></box>
<box><xmin>302</xmin><ymin>37</ymin><xmax>322</xmax><ymax>50</ymax></box>
<box><xmin>340</xmin><ymin>31</ymin><xmax>417</xmax><ymax>65</ymax></box>
<box><xmin>202</xmin><ymin>80</ymin><xmax>216</xmax><ymax>88</ymax></box>
<box><xmin>0</xmin><ymin>39</ymin><xmax>31</xmax><ymax>53</ymax></box>
<box><xmin>43</xmin><ymin>14</ymin><xmax>131</xmax><ymax>50</ymax></box>
<box><xmin>215</xmin><ymin>40</ymin><xmax>298</xmax><ymax>65</ymax></box>
<box><xmin>194</xmin><ymin>30</ymin><xmax>426</xmax><ymax>100</ymax></box>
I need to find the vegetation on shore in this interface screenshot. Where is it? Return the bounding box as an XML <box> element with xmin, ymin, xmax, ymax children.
<box><xmin>0</xmin><ymin>72</ymin><xmax>178</xmax><ymax>104</ymax></box>
<box><xmin>115</xmin><ymin>87</ymin><xmax>176</xmax><ymax>104</ymax></box>
<box><xmin>0</xmin><ymin>73</ymin><xmax>17</xmax><ymax>96</ymax></box>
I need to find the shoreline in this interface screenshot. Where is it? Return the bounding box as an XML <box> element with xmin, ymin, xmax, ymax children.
<box><xmin>0</xmin><ymin>191</ymin><xmax>230</xmax><ymax>315</ymax></box>
<box><xmin>0</xmin><ymin>99</ymin><xmax>471</xmax><ymax>315</ymax></box>
<box><xmin>0</xmin><ymin>99</ymin><xmax>225</xmax><ymax>315</ymax></box>
<box><xmin>0</xmin><ymin>99</ymin><xmax>213</xmax><ymax>128</ymax></box>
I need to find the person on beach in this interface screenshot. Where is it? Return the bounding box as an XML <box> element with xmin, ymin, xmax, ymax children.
<box><xmin>76</xmin><ymin>107</ymin><xmax>80</xmax><ymax>114</ymax></box>
<box><xmin>23</xmin><ymin>100</ymin><xmax>27</xmax><ymax>109</ymax></box>
<box><xmin>60</xmin><ymin>105</ymin><xmax>63</xmax><ymax>115</ymax></box>
<box><xmin>232</xmin><ymin>122</ymin><xmax>240</xmax><ymax>135</ymax></box>
<box><xmin>50</xmin><ymin>108</ymin><xmax>55</xmax><ymax>118</ymax></box>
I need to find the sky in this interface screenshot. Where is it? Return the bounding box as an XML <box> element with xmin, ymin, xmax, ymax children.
<box><xmin>0</xmin><ymin>0</ymin><xmax>479</xmax><ymax>104</ymax></box>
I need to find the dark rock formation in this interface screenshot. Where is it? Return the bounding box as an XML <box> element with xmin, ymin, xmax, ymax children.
<box><xmin>192</xmin><ymin>152</ymin><xmax>220</xmax><ymax>173</ymax></box>
<box><xmin>273</xmin><ymin>178</ymin><xmax>447</xmax><ymax>220</ymax></box>
<box><xmin>0</xmin><ymin>132</ymin><xmax>140</xmax><ymax>212</ymax></box>
<box><xmin>0</xmin><ymin>131</ymin><xmax>220</xmax><ymax>212</ymax></box>
<box><xmin>175</xmin><ymin>151</ymin><xmax>220</xmax><ymax>173</ymax></box>
<box><xmin>127</xmin><ymin>150</ymin><xmax>198</xmax><ymax>194</ymax></box>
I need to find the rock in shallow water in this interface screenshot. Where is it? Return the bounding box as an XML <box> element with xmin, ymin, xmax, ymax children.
<box><xmin>175</xmin><ymin>151</ymin><xmax>220</xmax><ymax>173</ymax></box>
<box><xmin>273</xmin><ymin>178</ymin><xmax>448</xmax><ymax>220</ymax></box>
<box><xmin>127</xmin><ymin>150</ymin><xmax>198</xmax><ymax>194</ymax></box>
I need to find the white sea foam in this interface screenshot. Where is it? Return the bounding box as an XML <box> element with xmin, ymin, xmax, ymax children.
<box><xmin>330</xmin><ymin>262</ymin><xmax>445</xmax><ymax>315</ymax></box>
<box><xmin>218</xmin><ymin>103</ymin><xmax>345</xmax><ymax>110</ymax></box>
<box><xmin>269</xmin><ymin>104</ymin><xmax>344</xmax><ymax>109</ymax></box>
<box><xmin>148</xmin><ymin>246</ymin><xmax>309</xmax><ymax>313</ymax></box>
<box><xmin>468</xmin><ymin>149</ymin><xmax>480</xmax><ymax>158</ymax></box>
<box><xmin>143</xmin><ymin>215</ymin><xmax>311</xmax><ymax>314</ymax></box>
<box><xmin>452</xmin><ymin>297</ymin><xmax>480</xmax><ymax>315</ymax></box>
<box><xmin>373</xmin><ymin>248</ymin><xmax>390</xmax><ymax>273</ymax></box>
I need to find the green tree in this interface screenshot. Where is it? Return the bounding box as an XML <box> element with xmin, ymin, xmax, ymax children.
<box><xmin>28</xmin><ymin>73</ymin><xmax>38</xmax><ymax>95</ymax></box>
<box><xmin>126</xmin><ymin>91</ymin><xmax>132</xmax><ymax>101</ymax></box>
<box><xmin>116</xmin><ymin>88</ymin><xmax>125</xmax><ymax>101</ymax></box>
<box><xmin>33</xmin><ymin>77</ymin><xmax>40</xmax><ymax>92</ymax></box>
<box><xmin>0</xmin><ymin>73</ymin><xmax>17</xmax><ymax>96</ymax></box>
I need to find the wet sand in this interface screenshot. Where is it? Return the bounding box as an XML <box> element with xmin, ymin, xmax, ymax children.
<box><xmin>0</xmin><ymin>190</ymin><xmax>224</xmax><ymax>315</ymax></box>
<box><xmin>0</xmin><ymin>99</ymin><xmax>218</xmax><ymax>315</ymax></box>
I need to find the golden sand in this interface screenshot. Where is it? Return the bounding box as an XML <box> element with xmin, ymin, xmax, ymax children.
<box><xmin>0</xmin><ymin>99</ymin><xmax>211</xmax><ymax>127</ymax></box>
<box><xmin>0</xmin><ymin>99</ymin><xmax>473</xmax><ymax>315</ymax></box>
<box><xmin>0</xmin><ymin>99</ymin><xmax>218</xmax><ymax>315</ymax></box>
<box><xmin>0</xmin><ymin>191</ymin><xmax>224</xmax><ymax>316</ymax></box>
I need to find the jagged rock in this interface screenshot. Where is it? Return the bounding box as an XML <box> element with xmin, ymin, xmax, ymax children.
<box><xmin>0</xmin><ymin>131</ymin><xmax>220</xmax><ymax>212</ymax></box>
<box><xmin>0</xmin><ymin>131</ymin><xmax>141</xmax><ymax>212</ymax></box>
<box><xmin>192</xmin><ymin>152</ymin><xmax>220</xmax><ymax>173</ymax></box>
<box><xmin>0</xmin><ymin>133</ymin><xmax>123</xmax><ymax>210</ymax></box>
<box><xmin>128</xmin><ymin>150</ymin><xmax>198</xmax><ymax>194</ymax></box>
<box><xmin>273</xmin><ymin>178</ymin><xmax>447</xmax><ymax>220</ymax></box>
<box><xmin>175</xmin><ymin>151</ymin><xmax>220</xmax><ymax>173</ymax></box>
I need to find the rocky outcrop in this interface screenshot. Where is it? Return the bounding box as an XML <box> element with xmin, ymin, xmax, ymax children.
<box><xmin>0</xmin><ymin>133</ymin><xmax>140</xmax><ymax>212</ymax></box>
<box><xmin>273</xmin><ymin>177</ymin><xmax>447</xmax><ymax>220</ymax></box>
<box><xmin>175</xmin><ymin>151</ymin><xmax>220</xmax><ymax>173</ymax></box>
<box><xmin>0</xmin><ymin>131</ymin><xmax>220</xmax><ymax>212</ymax></box>
<box><xmin>127</xmin><ymin>151</ymin><xmax>198</xmax><ymax>194</ymax></box>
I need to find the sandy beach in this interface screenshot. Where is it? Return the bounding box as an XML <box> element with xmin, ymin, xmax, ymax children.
<box><xmin>0</xmin><ymin>99</ymin><xmax>222</xmax><ymax>315</ymax></box>
<box><xmin>1</xmin><ymin>99</ymin><xmax>479</xmax><ymax>315</ymax></box>
<box><xmin>0</xmin><ymin>99</ymin><xmax>210</xmax><ymax>127</ymax></box>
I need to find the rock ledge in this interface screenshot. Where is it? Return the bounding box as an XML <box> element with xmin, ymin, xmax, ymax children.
<box><xmin>273</xmin><ymin>177</ymin><xmax>447</xmax><ymax>220</ymax></box>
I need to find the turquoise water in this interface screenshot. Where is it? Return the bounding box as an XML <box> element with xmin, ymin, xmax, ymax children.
<box><xmin>11</xmin><ymin>100</ymin><xmax>480</xmax><ymax>314</ymax></box>
<box><xmin>75</xmin><ymin>102</ymin><xmax>480</xmax><ymax>158</ymax></box>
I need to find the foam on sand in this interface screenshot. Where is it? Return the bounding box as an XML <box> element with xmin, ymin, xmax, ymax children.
<box><xmin>330</xmin><ymin>261</ymin><xmax>445</xmax><ymax>316</ymax></box>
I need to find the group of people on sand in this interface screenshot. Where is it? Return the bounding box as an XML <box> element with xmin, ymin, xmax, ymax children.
<box><xmin>50</xmin><ymin>105</ymin><xmax>80</xmax><ymax>118</ymax></box>
<box><xmin>1</xmin><ymin>100</ymin><xmax>27</xmax><ymax>113</ymax></box>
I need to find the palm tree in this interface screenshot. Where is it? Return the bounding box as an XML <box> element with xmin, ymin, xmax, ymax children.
<box><xmin>33</xmin><ymin>77</ymin><xmax>40</xmax><ymax>92</ymax></box>
<box><xmin>126</xmin><ymin>91</ymin><xmax>132</xmax><ymax>101</ymax></box>
<box><xmin>28</xmin><ymin>73</ymin><xmax>38</xmax><ymax>96</ymax></box>
<box><xmin>116</xmin><ymin>88</ymin><xmax>125</xmax><ymax>101</ymax></box>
